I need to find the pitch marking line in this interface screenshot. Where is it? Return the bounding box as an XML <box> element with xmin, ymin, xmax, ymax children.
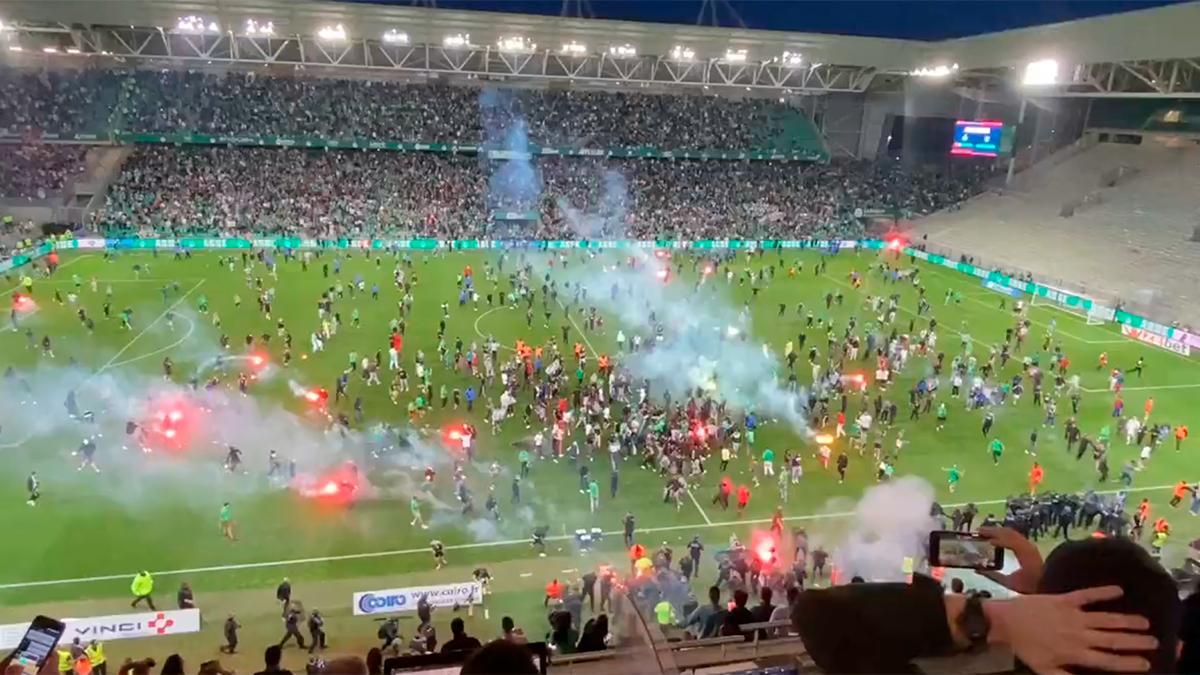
<box><xmin>471</xmin><ymin>305</ymin><xmax>516</xmax><ymax>352</ymax></box>
<box><xmin>95</xmin><ymin>280</ymin><xmax>204</xmax><ymax>374</ymax></box>
<box><xmin>1</xmin><ymin>254</ymin><xmax>94</xmax><ymax>296</ymax></box>
<box><xmin>687</xmin><ymin>489</ymin><xmax>714</xmax><ymax>525</ymax></box>
<box><xmin>105</xmin><ymin>312</ymin><xmax>197</xmax><ymax>369</ymax></box>
<box><xmin>0</xmin><ymin>483</ymin><xmax>1178</xmax><ymax>591</ymax></box>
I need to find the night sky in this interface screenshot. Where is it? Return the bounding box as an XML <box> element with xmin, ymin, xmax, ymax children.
<box><xmin>344</xmin><ymin>0</ymin><xmax>1182</xmax><ymax>40</ymax></box>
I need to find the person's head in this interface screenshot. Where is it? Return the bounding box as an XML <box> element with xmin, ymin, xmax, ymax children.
<box><xmin>365</xmin><ymin>648</ymin><xmax>382</xmax><ymax>675</ymax></box>
<box><xmin>318</xmin><ymin>657</ymin><xmax>367</xmax><ymax>675</ymax></box>
<box><xmin>450</xmin><ymin>617</ymin><xmax>466</xmax><ymax>638</ymax></box>
<box><xmin>707</xmin><ymin>585</ymin><xmax>720</xmax><ymax>605</ymax></box>
<box><xmin>760</xmin><ymin>587</ymin><xmax>773</xmax><ymax>605</ymax></box>
<box><xmin>181</xmin><ymin>581</ymin><xmax>190</xmax><ymax>590</ymax></box>
<box><xmin>1038</xmin><ymin>537</ymin><xmax>1180</xmax><ymax>673</ymax></box>
<box><xmin>460</xmin><ymin>640</ymin><xmax>537</xmax><ymax>675</ymax></box>
<box><xmin>733</xmin><ymin>589</ymin><xmax>748</xmax><ymax>608</ymax></box>
<box><xmin>950</xmin><ymin>578</ymin><xmax>965</xmax><ymax>594</ymax></box>
<box><xmin>593</xmin><ymin>614</ymin><xmax>608</xmax><ymax>635</ymax></box>
<box><xmin>850</xmin><ymin>576</ymin><xmax>865</xmax><ymax>584</ymax></box>
<box><xmin>264</xmin><ymin>645</ymin><xmax>283</xmax><ymax>669</ymax></box>
<box><xmin>785</xmin><ymin>586</ymin><xmax>800</xmax><ymax>608</ymax></box>
<box><xmin>501</xmin><ymin>616</ymin><xmax>515</xmax><ymax>634</ymax></box>
<box><xmin>160</xmin><ymin>654</ymin><xmax>184</xmax><ymax>675</ymax></box>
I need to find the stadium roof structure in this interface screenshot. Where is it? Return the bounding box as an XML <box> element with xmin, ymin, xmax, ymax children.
<box><xmin>1</xmin><ymin>0</ymin><xmax>1200</xmax><ymax>97</ymax></box>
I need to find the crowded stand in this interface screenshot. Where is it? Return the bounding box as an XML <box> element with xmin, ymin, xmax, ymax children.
<box><xmin>0</xmin><ymin>144</ymin><xmax>88</xmax><ymax>199</ymax></box>
<box><xmin>91</xmin><ymin>145</ymin><xmax>986</xmax><ymax>239</ymax></box>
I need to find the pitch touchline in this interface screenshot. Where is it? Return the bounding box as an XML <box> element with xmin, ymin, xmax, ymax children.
<box><xmin>0</xmin><ymin>483</ymin><xmax>1177</xmax><ymax>591</ymax></box>
<box><xmin>0</xmin><ymin>254</ymin><xmax>93</xmax><ymax>296</ymax></box>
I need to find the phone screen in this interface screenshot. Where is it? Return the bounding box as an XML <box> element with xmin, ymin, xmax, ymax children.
<box><xmin>930</xmin><ymin>531</ymin><xmax>1003</xmax><ymax>570</ymax></box>
<box><xmin>12</xmin><ymin>616</ymin><xmax>65</xmax><ymax>675</ymax></box>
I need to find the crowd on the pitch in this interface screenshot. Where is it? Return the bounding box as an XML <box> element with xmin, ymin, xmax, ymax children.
<box><xmin>90</xmin><ymin>146</ymin><xmax>986</xmax><ymax>239</ymax></box>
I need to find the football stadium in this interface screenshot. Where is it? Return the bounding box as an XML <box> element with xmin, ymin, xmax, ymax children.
<box><xmin>2</xmin><ymin>1</ymin><xmax>1200</xmax><ymax>673</ymax></box>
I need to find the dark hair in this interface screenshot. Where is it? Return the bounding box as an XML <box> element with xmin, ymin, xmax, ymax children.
<box><xmin>760</xmin><ymin>587</ymin><xmax>773</xmax><ymax>604</ymax></box>
<box><xmin>365</xmin><ymin>648</ymin><xmax>382</xmax><ymax>675</ymax></box>
<box><xmin>264</xmin><ymin>645</ymin><xmax>283</xmax><ymax>668</ymax></box>
<box><xmin>707</xmin><ymin>586</ymin><xmax>721</xmax><ymax>604</ymax></box>
<box><xmin>450</xmin><ymin>617</ymin><xmax>466</xmax><ymax>636</ymax></box>
<box><xmin>501</xmin><ymin>616</ymin><xmax>515</xmax><ymax>633</ymax></box>
<box><xmin>1038</xmin><ymin>538</ymin><xmax>1180</xmax><ymax>673</ymax></box>
<box><xmin>950</xmin><ymin>578</ymin><xmax>965</xmax><ymax>593</ymax></box>
<box><xmin>160</xmin><ymin>654</ymin><xmax>184</xmax><ymax>675</ymax></box>
<box><xmin>460</xmin><ymin>640</ymin><xmax>537</xmax><ymax>675</ymax></box>
<box><xmin>733</xmin><ymin>589</ymin><xmax>748</xmax><ymax>607</ymax></box>
<box><xmin>785</xmin><ymin>586</ymin><xmax>800</xmax><ymax>606</ymax></box>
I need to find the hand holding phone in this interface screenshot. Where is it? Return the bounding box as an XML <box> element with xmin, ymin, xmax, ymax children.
<box><xmin>929</xmin><ymin>530</ymin><xmax>1005</xmax><ymax>570</ymax></box>
<box><xmin>10</xmin><ymin>616</ymin><xmax>65</xmax><ymax>675</ymax></box>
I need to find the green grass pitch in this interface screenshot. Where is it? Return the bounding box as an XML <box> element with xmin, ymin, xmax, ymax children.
<box><xmin>0</xmin><ymin>247</ymin><xmax>1197</xmax><ymax>669</ymax></box>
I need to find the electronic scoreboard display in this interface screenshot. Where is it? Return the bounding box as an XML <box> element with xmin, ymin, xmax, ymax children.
<box><xmin>951</xmin><ymin>120</ymin><xmax>1005</xmax><ymax>157</ymax></box>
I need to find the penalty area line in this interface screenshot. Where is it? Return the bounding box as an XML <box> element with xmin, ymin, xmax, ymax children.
<box><xmin>95</xmin><ymin>280</ymin><xmax>204</xmax><ymax>374</ymax></box>
<box><xmin>0</xmin><ymin>483</ymin><xmax>1178</xmax><ymax>591</ymax></box>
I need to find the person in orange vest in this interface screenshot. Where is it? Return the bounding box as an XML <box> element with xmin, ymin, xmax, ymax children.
<box><xmin>1143</xmin><ymin>397</ymin><xmax>1155</xmax><ymax>421</ymax></box>
<box><xmin>735</xmin><ymin>484</ymin><xmax>750</xmax><ymax>517</ymax></box>
<box><xmin>1028</xmin><ymin>462</ymin><xmax>1044</xmax><ymax>495</ymax></box>
<box><xmin>629</xmin><ymin>543</ymin><xmax>646</xmax><ymax>572</ymax></box>
<box><xmin>1097</xmin><ymin>352</ymin><xmax>1108</xmax><ymax>370</ymax></box>
<box><xmin>544</xmin><ymin>578</ymin><xmax>563</xmax><ymax>607</ymax></box>
<box><xmin>573</xmin><ymin>343</ymin><xmax>584</xmax><ymax>360</ymax></box>
<box><xmin>1177</xmin><ymin>424</ymin><xmax>1190</xmax><ymax>452</ymax></box>
<box><xmin>1132</xmin><ymin>498</ymin><xmax>1151</xmax><ymax>539</ymax></box>
<box><xmin>1170</xmin><ymin>480</ymin><xmax>1192</xmax><ymax>507</ymax></box>
<box><xmin>598</xmin><ymin>354</ymin><xmax>610</xmax><ymax>374</ymax></box>
<box><xmin>712</xmin><ymin>477</ymin><xmax>732</xmax><ymax>510</ymax></box>
<box><xmin>1153</xmin><ymin>517</ymin><xmax>1170</xmax><ymax>535</ymax></box>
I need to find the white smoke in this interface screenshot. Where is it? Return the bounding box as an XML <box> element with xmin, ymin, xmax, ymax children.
<box><xmin>829</xmin><ymin>475</ymin><xmax>939</xmax><ymax>582</ymax></box>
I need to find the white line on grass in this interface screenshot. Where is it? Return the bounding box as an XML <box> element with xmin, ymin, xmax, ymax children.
<box><xmin>1082</xmin><ymin>383</ymin><xmax>1200</xmax><ymax>393</ymax></box>
<box><xmin>95</xmin><ymin>280</ymin><xmax>204</xmax><ymax>374</ymax></box>
<box><xmin>0</xmin><ymin>482</ymin><xmax>1178</xmax><ymax>591</ymax></box>
<box><xmin>104</xmin><ymin>313</ymin><xmax>196</xmax><ymax>369</ymax></box>
<box><xmin>687</xmin><ymin>489</ymin><xmax>714</xmax><ymax>525</ymax></box>
<box><xmin>471</xmin><ymin>305</ymin><xmax>515</xmax><ymax>352</ymax></box>
<box><xmin>1</xmin><ymin>254</ymin><xmax>94</xmax><ymax>296</ymax></box>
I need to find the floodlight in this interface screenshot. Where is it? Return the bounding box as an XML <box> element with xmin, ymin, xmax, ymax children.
<box><xmin>316</xmin><ymin>24</ymin><xmax>347</xmax><ymax>41</ymax></box>
<box><xmin>1024</xmin><ymin>59</ymin><xmax>1058</xmax><ymax>86</ymax></box>
<box><xmin>244</xmin><ymin>19</ymin><xmax>275</xmax><ymax>37</ymax></box>
<box><xmin>382</xmin><ymin>29</ymin><xmax>409</xmax><ymax>45</ymax></box>
<box><xmin>722</xmin><ymin>48</ymin><xmax>747</xmax><ymax>63</ymax></box>
<box><xmin>608</xmin><ymin>44</ymin><xmax>636</xmax><ymax>58</ymax></box>
<box><xmin>443</xmin><ymin>33</ymin><xmax>471</xmax><ymax>49</ymax></box>
<box><xmin>560</xmin><ymin>41</ymin><xmax>587</xmax><ymax>56</ymax></box>
<box><xmin>176</xmin><ymin>16</ymin><xmax>218</xmax><ymax>34</ymax></box>
<box><xmin>670</xmin><ymin>45</ymin><xmax>695</xmax><ymax>61</ymax></box>
<box><xmin>498</xmin><ymin>36</ymin><xmax>535</xmax><ymax>53</ymax></box>
<box><xmin>910</xmin><ymin>63</ymin><xmax>958</xmax><ymax>78</ymax></box>
<box><xmin>780</xmin><ymin>51</ymin><xmax>802</xmax><ymax>67</ymax></box>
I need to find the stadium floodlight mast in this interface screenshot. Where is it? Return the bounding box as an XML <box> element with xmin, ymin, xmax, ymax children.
<box><xmin>559</xmin><ymin>40</ymin><xmax>587</xmax><ymax>56</ymax></box>
<box><xmin>316</xmin><ymin>24</ymin><xmax>347</xmax><ymax>42</ymax></box>
<box><xmin>608</xmin><ymin>43</ymin><xmax>637</xmax><ymax>58</ymax></box>
<box><xmin>721</xmin><ymin>48</ymin><xmax>748</xmax><ymax>64</ymax></box>
<box><xmin>244</xmin><ymin>19</ymin><xmax>275</xmax><ymax>37</ymax></box>
<box><xmin>175</xmin><ymin>15</ymin><xmax>219</xmax><ymax>34</ymax></box>
<box><xmin>1023</xmin><ymin>58</ymin><xmax>1059</xmax><ymax>86</ymax></box>
<box><xmin>443</xmin><ymin>33</ymin><xmax>471</xmax><ymax>49</ymax></box>
<box><xmin>382</xmin><ymin>29</ymin><xmax>409</xmax><ymax>45</ymax></box>
<box><xmin>910</xmin><ymin>63</ymin><xmax>958</xmax><ymax>78</ymax></box>
<box><xmin>497</xmin><ymin>35</ymin><xmax>536</xmax><ymax>53</ymax></box>
<box><xmin>670</xmin><ymin>44</ymin><xmax>696</xmax><ymax>61</ymax></box>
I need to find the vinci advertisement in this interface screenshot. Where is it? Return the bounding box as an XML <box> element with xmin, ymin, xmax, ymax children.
<box><xmin>353</xmin><ymin>582</ymin><xmax>483</xmax><ymax>616</ymax></box>
<box><xmin>1121</xmin><ymin>325</ymin><xmax>1192</xmax><ymax>356</ymax></box>
<box><xmin>0</xmin><ymin>609</ymin><xmax>200</xmax><ymax>649</ymax></box>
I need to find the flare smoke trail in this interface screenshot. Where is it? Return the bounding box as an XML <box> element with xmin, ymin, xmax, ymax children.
<box><xmin>828</xmin><ymin>476</ymin><xmax>939</xmax><ymax>582</ymax></box>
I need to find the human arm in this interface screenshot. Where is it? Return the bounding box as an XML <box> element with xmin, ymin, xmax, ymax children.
<box><xmin>977</xmin><ymin>526</ymin><xmax>1044</xmax><ymax>594</ymax></box>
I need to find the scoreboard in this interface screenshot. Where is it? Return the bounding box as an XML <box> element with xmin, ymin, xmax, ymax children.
<box><xmin>951</xmin><ymin>120</ymin><xmax>1005</xmax><ymax>157</ymax></box>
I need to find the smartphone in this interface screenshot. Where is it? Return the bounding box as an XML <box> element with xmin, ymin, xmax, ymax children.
<box><xmin>10</xmin><ymin>616</ymin><xmax>65</xmax><ymax>675</ymax></box>
<box><xmin>929</xmin><ymin>530</ymin><xmax>1005</xmax><ymax>570</ymax></box>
